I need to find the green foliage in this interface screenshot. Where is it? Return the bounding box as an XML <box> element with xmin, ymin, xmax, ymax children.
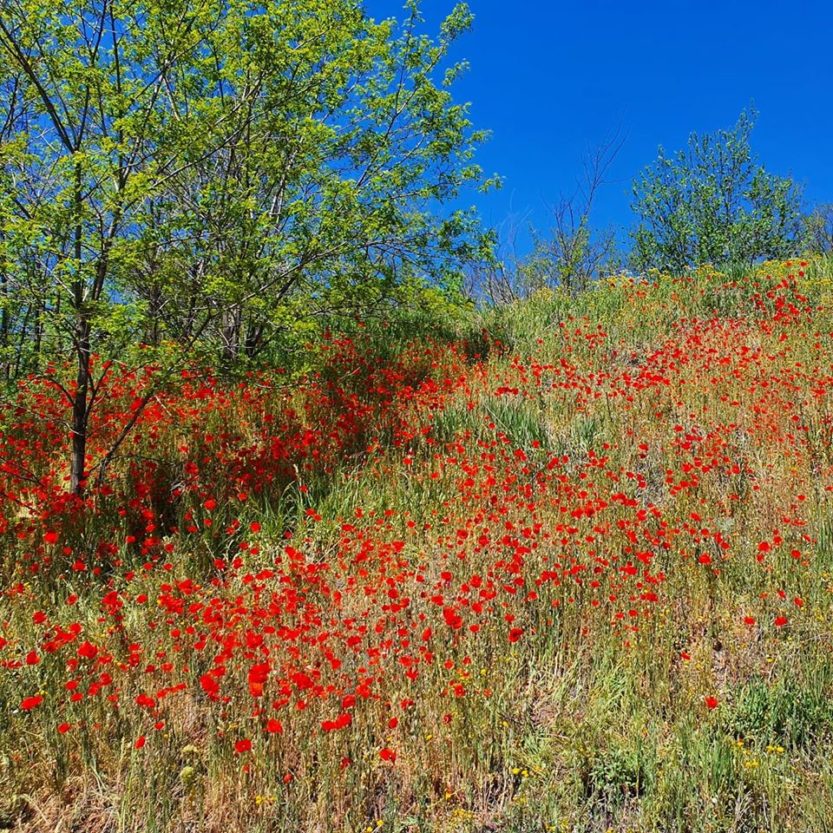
<box><xmin>0</xmin><ymin>0</ymin><xmax>491</xmax><ymax>373</ymax></box>
<box><xmin>587</xmin><ymin>741</ymin><xmax>650</xmax><ymax>806</ymax></box>
<box><xmin>631</xmin><ymin>109</ymin><xmax>803</xmax><ymax>274</ymax></box>
<box><xmin>0</xmin><ymin>0</ymin><xmax>492</xmax><ymax>490</ymax></box>
<box><xmin>803</xmin><ymin>204</ymin><xmax>833</xmax><ymax>255</ymax></box>
<box><xmin>728</xmin><ymin>676</ymin><xmax>833</xmax><ymax>751</ymax></box>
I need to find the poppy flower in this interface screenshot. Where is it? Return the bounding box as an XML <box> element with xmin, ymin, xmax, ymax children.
<box><xmin>200</xmin><ymin>674</ymin><xmax>220</xmax><ymax>697</ymax></box>
<box><xmin>77</xmin><ymin>641</ymin><xmax>98</xmax><ymax>660</ymax></box>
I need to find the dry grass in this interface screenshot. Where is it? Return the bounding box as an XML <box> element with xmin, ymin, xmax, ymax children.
<box><xmin>3</xmin><ymin>259</ymin><xmax>833</xmax><ymax>831</ymax></box>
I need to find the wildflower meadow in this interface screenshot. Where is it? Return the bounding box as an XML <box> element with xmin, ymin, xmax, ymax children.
<box><xmin>4</xmin><ymin>261</ymin><xmax>833</xmax><ymax>830</ymax></box>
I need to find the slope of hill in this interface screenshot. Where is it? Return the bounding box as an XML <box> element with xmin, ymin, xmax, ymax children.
<box><xmin>3</xmin><ymin>258</ymin><xmax>833</xmax><ymax>832</ymax></box>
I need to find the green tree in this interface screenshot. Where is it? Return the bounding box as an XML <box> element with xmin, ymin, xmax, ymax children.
<box><xmin>803</xmin><ymin>204</ymin><xmax>833</xmax><ymax>255</ymax></box>
<box><xmin>0</xmin><ymin>0</ymin><xmax>492</xmax><ymax>494</ymax></box>
<box><xmin>631</xmin><ymin>109</ymin><xmax>802</xmax><ymax>275</ymax></box>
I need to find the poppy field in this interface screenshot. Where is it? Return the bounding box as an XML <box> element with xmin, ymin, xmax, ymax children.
<box><xmin>3</xmin><ymin>261</ymin><xmax>833</xmax><ymax>832</ymax></box>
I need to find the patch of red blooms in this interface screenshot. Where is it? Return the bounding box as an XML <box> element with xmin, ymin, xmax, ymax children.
<box><xmin>0</xmin><ymin>275</ymin><xmax>823</xmax><ymax>787</ymax></box>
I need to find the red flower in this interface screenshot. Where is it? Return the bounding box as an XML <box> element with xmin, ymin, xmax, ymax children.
<box><xmin>200</xmin><ymin>673</ymin><xmax>220</xmax><ymax>697</ymax></box>
<box><xmin>379</xmin><ymin>747</ymin><xmax>396</xmax><ymax>763</ymax></box>
<box><xmin>134</xmin><ymin>735</ymin><xmax>146</xmax><ymax>749</ymax></box>
<box><xmin>321</xmin><ymin>712</ymin><xmax>352</xmax><ymax>732</ymax></box>
<box><xmin>135</xmin><ymin>692</ymin><xmax>157</xmax><ymax>710</ymax></box>
<box><xmin>248</xmin><ymin>662</ymin><xmax>270</xmax><ymax>697</ymax></box>
<box><xmin>443</xmin><ymin>607</ymin><xmax>463</xmax><ymax>630</ymax></box>
<box><xmin>508</xmin><ymin>627</ymin><xmax>525</xmax><ymax>643</ymax></box>
<box><xmin>20</xmin><ymin>695</ymin><xmax>43</xmax><ymax>711</ymax></box>
<box><xmin>235</xmin><ymin>738</ymin><xmax>252</xmax><ymax>754</ymax></box>
<box><xmin>774</xmin><ymin>615</ymin><xmax>788</xmax><ymax>627</ymax></box>
<box><xmin>77</xmin><ymin>641</ymin><xmax>98</xmax><ymax>660</ymax></box>
<box><xmin>704</xmin><ymin>696</ymin><xmax>719</xmax><ymax>710</ymax></box>
<box><xmin>266</xmin><ymin>719</ymin><xmax>283</xmax><ymax>734</ymax></box>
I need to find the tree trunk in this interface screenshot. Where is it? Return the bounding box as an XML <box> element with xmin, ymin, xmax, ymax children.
<box><xmin>222</xmin><ymin>305</ymin><xmax>242</xmax><ymax>365</ymax></box>
<box><xmin>0</xmin><ymin>268</ymin><xmax>8</xmax><ymax>382</ymax></box>
<box><xmin>243</xmin><ymin>317</ymin><xmax>265</xmax><ymax>359</ymax></box>
<box><xmin>70</xmin><ymin>158</ymin><xmax>88</xmax><ymax>496</ymax></box>
<box><xmin>70</xmin><ymin>317</ymin><xmax>90</xmax><ymax>496</ymax></box>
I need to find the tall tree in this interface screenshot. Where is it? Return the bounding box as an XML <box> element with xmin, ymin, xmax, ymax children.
<box><xmin>476</xmin><ymin>136</ymin><xmax>621</xmax><ymax>303</ymax></box>
<box><xmin>631</xmin><ymin>109</ymin><xmax>802</xmax><ymax>274</ymax></box>
<box><xmin>0</xmin><ymin>0</ymin><xmax>491</xmax><ymax>494</ymax></box>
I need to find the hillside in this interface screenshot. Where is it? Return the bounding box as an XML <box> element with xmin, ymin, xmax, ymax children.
<box><xmin>3</xmin><ymin>259</ymin><xmax>833</xmax><ymax>832</ymax></box>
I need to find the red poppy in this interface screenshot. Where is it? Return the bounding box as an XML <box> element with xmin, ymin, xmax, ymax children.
<box><xmin>77</xmin><ymin>641</ymin><xmax>98</xmax><ymax>659</ymax></box>
<box><xmin>200</xmin><ymin>674</ymin><xmax>220</xmax><ymax>697</ymax></box>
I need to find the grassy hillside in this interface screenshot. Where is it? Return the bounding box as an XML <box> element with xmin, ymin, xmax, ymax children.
<box><xmin>3</xmin><ymin>258</ymin><xmax>833</xmax><ymax>832</ymax></box>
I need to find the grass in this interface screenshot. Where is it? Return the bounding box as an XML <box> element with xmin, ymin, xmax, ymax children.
<box><xmin>2</xmin><ymin>257</ymin><xmax>833</xmax><ymax>831</ymax></box>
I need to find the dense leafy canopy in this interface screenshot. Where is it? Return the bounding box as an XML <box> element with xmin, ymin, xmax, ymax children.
<box><xmin>630</xmin><ymin>110</ymin><xmax>803</xmax><ymax>274</ymax></box>
<box><xmin>0</xmin><ymin>0</ymin><xmax>492</xmax><ymax>490</ymax></box>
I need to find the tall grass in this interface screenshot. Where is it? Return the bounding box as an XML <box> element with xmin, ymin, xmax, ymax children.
<box><xmin>1</xmin><ymin>258</ymin><xmax>833</xmax><ymax>831</ymax></box>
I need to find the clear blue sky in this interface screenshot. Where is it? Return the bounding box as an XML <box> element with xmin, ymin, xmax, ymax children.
<box><xmin>368</xmin><ymin>0</ymin><xmax>833</xmax><ymax>254</ymax></box>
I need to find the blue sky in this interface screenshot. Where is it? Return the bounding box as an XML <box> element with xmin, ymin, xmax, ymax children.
<box><xmin>368</xmin><ymin>0</ymin><xmax>833</xmax><ymax>254</ymax></box>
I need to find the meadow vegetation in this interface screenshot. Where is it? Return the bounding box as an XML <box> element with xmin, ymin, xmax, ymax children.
<box><xmin>2</xmin><ymin>2</ymin><xmax>833</xmax><ymax>831</ymax></box>
<box><xmin>3</xmin><ymin>256</ymin><xmax>833</xmax><ymax>831</ymax></box>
